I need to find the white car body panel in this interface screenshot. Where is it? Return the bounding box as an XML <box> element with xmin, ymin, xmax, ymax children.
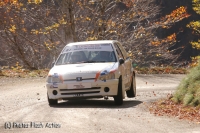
<box><xmin>46</xmin><ymin>40</ymin><xmax>134</xmax><ymax>100</ymax></box>
<box><xmin>48</xmin><ymin>63</ymin><xmax>118</xmax><ymax>80</ymax></box>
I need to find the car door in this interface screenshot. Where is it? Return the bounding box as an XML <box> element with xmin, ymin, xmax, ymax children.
<box><xmin>114</xmin><ymin>42</ymin><xmax>129</xmax><ymax>91</ymax></box>
<box><xmin>115</xmin><ymin>42</ymin><xmax>132</xmax><ymax>90</ymax></box>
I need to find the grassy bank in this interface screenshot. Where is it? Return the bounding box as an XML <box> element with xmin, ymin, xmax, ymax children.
<box><xmin>172</xmin><ymin>61</ymin><xmax>200</xmax><ymax>107</ymax></box>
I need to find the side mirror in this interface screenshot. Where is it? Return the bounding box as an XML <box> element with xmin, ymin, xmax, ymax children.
<box><xmin>119</xmin><ymin>58</ymin><xmax>124</xmax><ymax>65</ymax></box>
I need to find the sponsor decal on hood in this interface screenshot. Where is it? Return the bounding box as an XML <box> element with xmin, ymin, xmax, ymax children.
<box><xmin>94</xmin><ymin>62</ymin><xmax>118</xmax><ymax>81</ymax></box>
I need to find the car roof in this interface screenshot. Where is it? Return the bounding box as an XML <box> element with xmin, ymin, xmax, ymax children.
<box><xmin>67</xmin><ymin>40</ymin><xmax>117</xmax><ymax>46</ymax></box>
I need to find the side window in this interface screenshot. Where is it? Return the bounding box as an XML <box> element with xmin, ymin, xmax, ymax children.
<box><xmin>114</xmin><ymin>43</ymin><xmax>124</xmax><ymax>59</ymax></box>
<box><xmin>56</xmin><ymin>54</ymin><xmax>65</xmax><ymax>65</ymax></box>
<box><xmin>64</xmin><ymin>53</ymin><xmax>70</xmax><ymax>63</ymax></box>
<box><xmin>116</xmin><ymin>42</ymin><xmax>128</xmax><ymax>59</ymax></box>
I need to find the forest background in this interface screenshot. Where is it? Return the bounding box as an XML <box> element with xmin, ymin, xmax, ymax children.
<box><xmin>0</xmin><ymin>0</ymin><xmax>199</xmax><ymax>71</ymax></box>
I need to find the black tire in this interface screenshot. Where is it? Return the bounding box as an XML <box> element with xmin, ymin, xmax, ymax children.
<box><xmin>126</xmin><ymin>73</ymin><xmax>136</xmax><ymax>98</ymax></box>
<box><xmin>47</xmin><ymin>93</ymin><xmax>57</xmax><ymax>105</ymax></box>
<box><xmin>114</xmin><ymin>76</ymin><xmax>123</xmax><ymax>105</ymax></box>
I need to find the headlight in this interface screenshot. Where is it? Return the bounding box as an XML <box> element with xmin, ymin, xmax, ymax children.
<box><xmin>99</xmin><ymin>72</ymin><xmax>115</xmax><ymax>80</ymax></box>
<box><xmin>47</xmin><ymin>74</ymin><xmax>63</xmax><ymax>83</ymax></box>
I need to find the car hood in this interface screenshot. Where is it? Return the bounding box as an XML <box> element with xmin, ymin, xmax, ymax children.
<box><xmin>48</xmin><ymin>62</ymin><xmax>118</xmax><ymax>80</ymax></box>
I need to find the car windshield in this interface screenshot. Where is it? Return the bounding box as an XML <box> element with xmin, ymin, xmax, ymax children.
<box><xmin>56</xmin><ymin>44</ymin><xmax>117</xmax><ymax>65</ymax></box>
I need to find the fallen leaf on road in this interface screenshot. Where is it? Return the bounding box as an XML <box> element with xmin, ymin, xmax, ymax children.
<box><xmin>149</xmin><ymin>99</ymin><xmax>200</xmax><ymax>122</ymax></box>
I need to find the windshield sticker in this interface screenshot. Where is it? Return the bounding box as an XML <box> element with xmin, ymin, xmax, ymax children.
<box><xmin>63</xmin><ymin>43</ymin><xmax>113</xmax><ymax>53</ymax></box>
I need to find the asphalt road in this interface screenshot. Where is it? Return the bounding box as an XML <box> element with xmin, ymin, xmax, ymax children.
<box><xmin>0</xmin><ymin>74</ymin><xmax>200</xmax><ymax>133</ymax></box>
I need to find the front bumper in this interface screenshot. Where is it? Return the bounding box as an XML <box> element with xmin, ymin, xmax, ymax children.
<box><xmin>46</xmin><ymin>79</ymin><xmax>119</xmax><ymax>100</ymax></box>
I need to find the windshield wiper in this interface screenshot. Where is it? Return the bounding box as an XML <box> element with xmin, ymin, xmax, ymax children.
<box><xmin>82</xmin><ymin>60</ymin><xmax>97</xmax><ymax>63</ymax></box>
<box><xmin>97</xmin><ymin>61</ymin><xmax>106</xmax><ymax>62</ymax></box>
<box><xmin>82</xmin><ymin>60</ymin><xmax>106</xmax><ymax>63</ymax></box>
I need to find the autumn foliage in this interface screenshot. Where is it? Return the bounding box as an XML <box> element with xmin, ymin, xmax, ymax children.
<box><xmin>150</xmin><ymin>99</ymin><xmax>200</xmax><ymax>122</ymax></box>
<box><xmin>0</xmin><ymin>0</ymin><xmax>191</xmax><ymax>69</ymax></box>
<box><xmin>170</xmin><ymin>2</ymin><xmax>200</xmax><ymax>104</ymax></box>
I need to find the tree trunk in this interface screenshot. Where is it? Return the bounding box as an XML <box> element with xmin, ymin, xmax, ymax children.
<box><xmin>62</xmin><ymin>0</ymin><xmax>77</xmax><ymax>43</ymax></box>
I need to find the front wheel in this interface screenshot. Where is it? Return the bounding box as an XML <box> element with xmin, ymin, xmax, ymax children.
<box><xmin>47</xmin><ymin>93</ymin><xmax>57</xmax><ymax>105</ymax></box>
<box><xmin>114</xmin><ymin>77</ymin><xmax>123</xmax><ymax>105</ymax></box>
<box><xmin>126</xmin><ymin>73</ymin><xmax>136</xmax><ymax>98</ymax></box>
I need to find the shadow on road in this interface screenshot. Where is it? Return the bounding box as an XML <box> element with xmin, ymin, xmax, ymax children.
<box><xmin>49</xmin><ymin>99</ymin><xmax>142</xmax><ymax>109</ymax></box>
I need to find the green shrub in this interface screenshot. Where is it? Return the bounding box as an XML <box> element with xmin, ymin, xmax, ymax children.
<box><xmin>183</xmin><ymin>93</ymin><xmax>194</xmax><ymax>106</ymax></box>
<box><xmin>172</xmin><ymin>60</ymin><xmax>200</xmax><ymax>106</ymax></box>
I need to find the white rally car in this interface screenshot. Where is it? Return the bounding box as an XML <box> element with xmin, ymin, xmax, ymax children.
<box><xmin>46</xmin><ymin>40</ymin><xmax>136</xmax><ymax>105</ymax></box>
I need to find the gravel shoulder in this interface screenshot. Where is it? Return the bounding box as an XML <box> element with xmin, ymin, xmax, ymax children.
<box><xmin>0</xmin><ymin>75</ymin><xmax>200</xmax><ymax>133</ymax></box>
